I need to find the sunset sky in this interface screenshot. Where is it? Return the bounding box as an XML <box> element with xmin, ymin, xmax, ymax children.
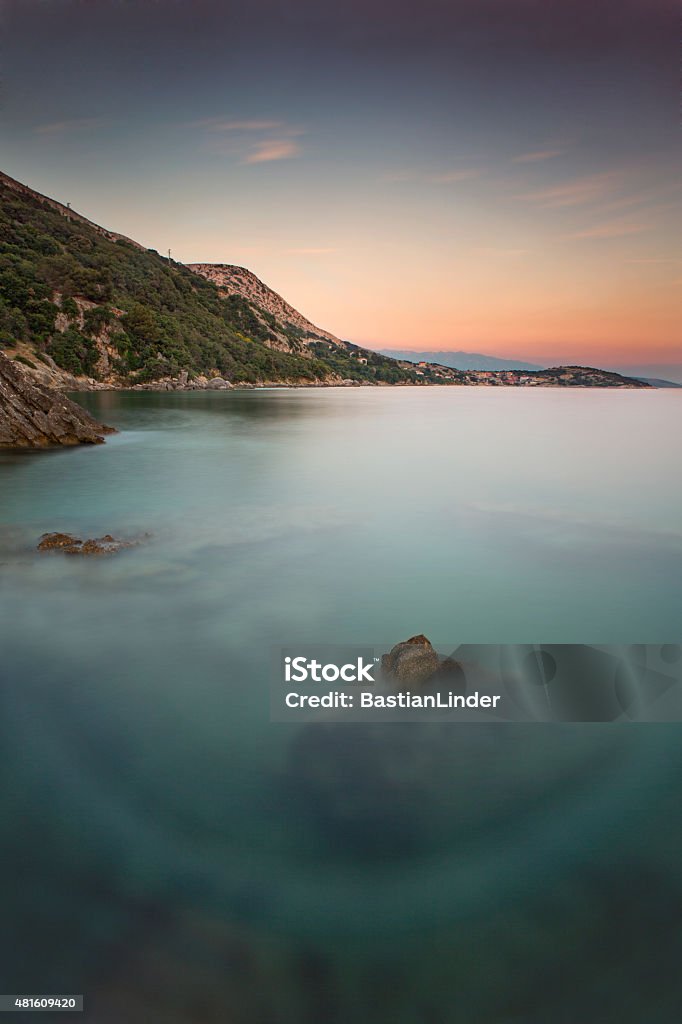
<box><xmin>1</xmin><ymin>0</ymin><xmax>680</xmax><ymax>376</ymax></box>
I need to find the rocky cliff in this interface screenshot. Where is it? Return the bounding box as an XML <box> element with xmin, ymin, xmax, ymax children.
<box><xmin>186</xmin><ymin>264</ymin><xmax>346</xmax><ymax>350</ymax></box>
<box><xmin>0</xmin><ymin>351</ymin><xmax>114</xmax><ymax>447</ymax></box>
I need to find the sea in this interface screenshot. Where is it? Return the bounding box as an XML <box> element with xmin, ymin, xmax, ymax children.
<box><xmin>1</xmin><ymin>386</ymin><xmax>681</xmax><ymax>1022</ymax></box>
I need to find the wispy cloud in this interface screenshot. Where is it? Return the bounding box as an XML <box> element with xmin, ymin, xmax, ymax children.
<box><xmin>567</xmin><ymin>219</ymin><xmax>648</xmax><ymax>240</ymax></box>
<box><xmin>381</xmin><ymin>169</ymin><xmax>416</xmax><ymax>183</ymax></box>
<box><xmin>624</xmin><ymin>257</ymin><xmax>678</xmax><ymax>264</ymax></box>
<box><xmin>34</xmin><ymin>117</ymin><xmax>108</xmax><ymax>135</ymax></box>
<box><xmin>383</xmin><ymin>167</ymin><xmax>479</xmax><ymax>185</ymax></box>
<box><xmin>427</xmin><ymin>169</ymin><xmax>480</xmax><ymax>185</ymax></box>
<box><xmin>512</xmin><ymin>148</ymin><xmax>563</xmax><ymax>163</ymax></box>
<box><xmin>195</xmin><ymin>116</ymin><xmax>304</xmax><ymax>164</ymax></box>
<box><xmin>479</xmin><ymin>247</ymin><xmax>531</xmax><ymax>257</ymax></box>
<box><xmin>194</xmin><ymin>118</ymin><xmax>282</xmax><ymax>133</ymax></box>
<box><xmin>518</xmin><ymin>172</ymin><xmax>619</xmax><ymax>208</ymax></box>
<box><xmin>285</xmin><ymin>247</ymin><xmax>338</xmax><ymax>255</ymax></box>
<box><xmin>245</xmin><ymin>138</ymin><xmax>300</xmax><ymax>164</ymax></box>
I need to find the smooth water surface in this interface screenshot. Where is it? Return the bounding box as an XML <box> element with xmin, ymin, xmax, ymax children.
<box><xmin>1</xmin><ymin>387</ymin><xmax>681</xmax><ymax>1022</ymax></box>
<box><xmin>3</xmin><ymin>387</ymin><xmax>681</xmax><ymax>640</ymax></box>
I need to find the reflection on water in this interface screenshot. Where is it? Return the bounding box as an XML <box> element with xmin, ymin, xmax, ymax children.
<box><xmin>1</xmin><ymin>388</ymin><xmax>681</xmax><ymax>1021</ymax></box>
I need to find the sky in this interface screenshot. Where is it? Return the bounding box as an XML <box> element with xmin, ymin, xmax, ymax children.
<box><xmin>1</xmin><ymin>0</ymin><xmax>680</xmax><ymax>376</ymax></box>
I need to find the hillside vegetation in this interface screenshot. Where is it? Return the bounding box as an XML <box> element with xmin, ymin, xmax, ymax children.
<box><xmin>0</xmin><ymin>172</ymin><xmax>650</xmax><ymax>392</ymax></box>
<box><xmin>0</xmin><ymin>172</ymin><xmax>416</xmax><ymax>386</ymax></box>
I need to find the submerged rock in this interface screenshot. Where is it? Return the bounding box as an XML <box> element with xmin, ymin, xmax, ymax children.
<box><xmin>0</xmin><ymin>351</ymin><xmax>115</xmax><ymax>447</ymax></box>
<box><xmin>381</xmin><ymin>634</ymin><xmax>441</xmax><ymax>686</ymax></box>
<box><xmin>38</xmin><ymin>532</ymin><xmax>140</xmax><ymax>556</ymax></box>
<box><xmin>285</xmin><ymin>722</ymin><xmax>441</xmax><ymax>859</ymax></box>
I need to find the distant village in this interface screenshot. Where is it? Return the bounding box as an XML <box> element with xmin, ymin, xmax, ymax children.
<box><xmin>396</xmin><ymin>361</ymin><xmax>651</xmax><ymax>388</ymax></box>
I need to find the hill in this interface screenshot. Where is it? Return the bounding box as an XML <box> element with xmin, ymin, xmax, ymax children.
<box><xmin>0</xmin><ymin>171</ymin><xmax>652</xmax><ymax>392</ymax></box>
<box><xmin>0</xmin><ymin>171</ymin><xmax>420</xmax><ymax>388</ymax></box>
<box><xmin>187</xmin><ymin>264</ymin><xmax>344</xmax><ymax>350</ymax></box>
<box><xmin>186</xmin><ymin>263</ymin><xmax>413</xmax><ymax>383</ymax></box>
<box><xmin>379</xmin><ymin>348</ymin><xmax>543</xmax><ymax>371</ymax></box>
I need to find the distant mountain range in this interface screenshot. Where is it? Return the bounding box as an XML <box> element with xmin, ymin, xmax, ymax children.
<box><xmin>633</xmin><ymin>376</ymin><xmax>682</xmax><ymax>389</ymax></box>
<box><xmin>608</xmin><ymin>365</ymin><xmax>682</xmax><ymax>387</ymax></box>
<box><xmin>378</xmin><ymin>349</ymin><xmax>543</xmax><ymax>371</ymax></box>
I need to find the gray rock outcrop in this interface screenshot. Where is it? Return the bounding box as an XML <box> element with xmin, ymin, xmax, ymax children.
<box><xmin>381</xmin><ymin>634</ymin><xmax>442</xmax><ymax>686</ymax></box>
<box><xmin>0</xmin><ymin>352</ymin><xmax>114</xmax><ymax>447</ymax></box>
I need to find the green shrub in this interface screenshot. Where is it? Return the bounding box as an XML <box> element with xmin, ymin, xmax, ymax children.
<box><xmin>83</xmin><ymin>305</ymin><xmax>113</xmax><ymax>335</ymax></box>
<box><xmin>61</xmin><ymin>297</ymin><xmax>79</xmax><ymax>320</ymax></box>
<box><xmin>47</xmin><ymin>327</ymin><xmax>99</xmax><ymax>377</ymax></box>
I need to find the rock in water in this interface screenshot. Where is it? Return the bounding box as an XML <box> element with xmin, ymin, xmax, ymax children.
<box><xmin>38</xmin><ymin>533</ymin><xmax>139</xmax><ymax>555</ymax></box>
<box><xmin>0</xmin><ymin>352</ymin><xmax>114</xmax><ymax>447</ymax></box>
<box><xmin>36</xmin><ymin>533</ymin><xmax>82</xmax><ymax>552</ymax></box>
<box><xmin>381</xmin><ymin>634</ymin><xmax>441</xmax><ymax>685</ymax></box>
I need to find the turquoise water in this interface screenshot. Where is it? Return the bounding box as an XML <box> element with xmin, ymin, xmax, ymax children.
<box><xmin>3</xmin><ymin>387</ymin><xmax>681</xmax><ymax>640</ymax></box>
<box><xmin>1</xmin><ymin>387</ymin><xmax>681</xmax><ymax>1022</ymax></box>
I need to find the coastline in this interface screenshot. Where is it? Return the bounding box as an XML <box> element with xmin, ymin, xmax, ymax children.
<box><xmin>59</xmin><ymin>375</ymin><xmax>656</xmax><ymax>393</ymax></box>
